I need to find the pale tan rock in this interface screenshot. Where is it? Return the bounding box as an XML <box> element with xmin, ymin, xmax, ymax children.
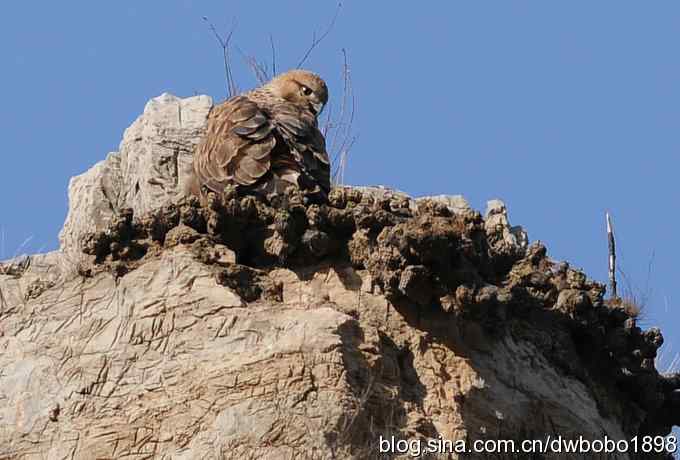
<box><xmin>0</xmin><ymin>94</ymin><xmax>663</xmax><ymax>460</ymax></box>
<box><xmin>58</xmin><ymin>94</ymin><xmax>212</xmax><ymax>269</ymax></box>
<box><xmin>485</xmin><ymin>198</ymin><xmax>529</xmax><ymax>252</ymax></box>
<box><xmin>0</xmin><ymin>253</ymin><xmax>632</xmax><ymax>459</ymax></box>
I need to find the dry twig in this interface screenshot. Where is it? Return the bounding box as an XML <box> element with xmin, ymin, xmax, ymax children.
<box><xmin>326</xmin><ymin>49</ymin><xmax>357</xmax><ymax>186</ymax></box>
<box><xmin>203</xmin><ymin>16</ymin><xmax>238</xmax><ymax>98</ymax></box>
<box><xmin>237</xmin><ymin>47</ymin><xmax>269</xmax><ymax>85</ymax></box>
<box><xmin>297</xmin><ymin>3</ymin><xmax>342</xmax><ymax>68</ymax></box>
<box><xmin>269</xmin><ymin>34</ymin><xmax>277</xmax><ymax>76</ymax></box>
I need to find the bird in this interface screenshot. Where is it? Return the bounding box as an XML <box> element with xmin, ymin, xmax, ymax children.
<box><xmin>188</xmin><ymin>69</ymin><xmax>330</xmax><ymax>204</ymax></box>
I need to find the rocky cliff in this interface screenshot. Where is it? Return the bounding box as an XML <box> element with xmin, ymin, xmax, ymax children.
<box><xmin>1</xmin><ymin>94</ymin><xmax>678</xmax><ymax>460</ymax></box>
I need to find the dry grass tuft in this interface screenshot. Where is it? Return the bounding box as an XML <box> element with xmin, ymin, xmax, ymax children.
<box><xmin>605</xmin><ymin>296</ymin><xmax>642</xmax><ymax>319</ymax></box>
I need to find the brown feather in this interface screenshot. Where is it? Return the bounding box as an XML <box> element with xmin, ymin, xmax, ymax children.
<box><xmin>240</xmin><ymin>137</ymin><xmax>276</xmax><ymax>160</ymax></box>
<box><xmin>239</xmin><ymin>155</ymin><xmax>270</xmax><ymax>180</ymax></box>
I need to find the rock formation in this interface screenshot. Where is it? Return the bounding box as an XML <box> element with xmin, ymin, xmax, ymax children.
<box><xmin>0</xmin><ymin>94</ymin><xmax>678</xmax><ymax>459</ymax></box>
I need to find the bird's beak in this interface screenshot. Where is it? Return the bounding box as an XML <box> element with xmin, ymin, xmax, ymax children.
<box><xmin>312</xmin><ymin>101</ymin><xmax>325</xmax><ymax>116</ymax></box>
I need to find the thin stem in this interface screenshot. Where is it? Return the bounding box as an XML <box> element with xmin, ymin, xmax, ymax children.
<box><xmin>270</xmin><ymin>34</ymin><xmax>277</xmax><ymax>76</ymax></box>
<box><xmin>297</xmin><ymin>3</ymin><xmax>342</xmax><ymax>68</ymax></box>
<box><xmin>203</xmin><ymin>16</ymin><xmax>238</xmax><ymax>98</ymax></box>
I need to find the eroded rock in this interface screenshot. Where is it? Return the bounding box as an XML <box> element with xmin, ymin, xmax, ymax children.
<box><xmin>2</xmin><ymin>93</ymin><xmax>677</xmax><ymax>460</ymax></box>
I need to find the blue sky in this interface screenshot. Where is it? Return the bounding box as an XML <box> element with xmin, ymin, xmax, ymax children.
<box><xmin>1</xmin><ymin>2</ymin><xmax>679</xmax><ymax>376</ymax></box>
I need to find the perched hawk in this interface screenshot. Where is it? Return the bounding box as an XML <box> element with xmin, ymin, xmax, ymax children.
<box><xmin>189</xmin><ymin>69</ymin><xmax>330</xmax><ymax>203</ymax></box>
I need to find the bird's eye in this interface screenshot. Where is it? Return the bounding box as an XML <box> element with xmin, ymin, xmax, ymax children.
<box><xmin>301</xmin><ymin>85</ymin><xmax>313</xmax><ymax>96</ymax></box>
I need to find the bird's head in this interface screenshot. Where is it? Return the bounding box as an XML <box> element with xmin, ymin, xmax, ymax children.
<box><xmin>267</xmin><ymin>70</ymin><xmax>328</xmax><ymax>116</ymax></box>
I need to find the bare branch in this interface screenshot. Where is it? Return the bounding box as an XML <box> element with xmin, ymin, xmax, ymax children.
<box><xmin>332</xmin><ymin>49</ymin><xmax>356</xmax><ymax>155</ymax></box>
<box><xmin>270</xmin><ymin>34</ymin><xmax>277</xmax><ymax>76</ymax></box>
<box><xmin>321</xmin><ymin>100</ymin><xmax>333</xmax><ymax>138</ymax></box>
<box><xmin>329</xmin><ymin>50</ymin><xmax>350</xmax><ymax>156</ymax></box>
<box><xmin>334</xmin><ymin>136</ymin><xmax>357</xmax><ymax>186</ymax></box>
<box><xmin>237</xmin><ymin>47</ymin><xmax>269</xmax><ymax>85</ymax></box>
<box><xmin>202</xmin><ymin>16</ymin><xmax>238</xmax><ymax>98</ymax></box>
<box><xmin>328</xmin><ymin>48</ymin><xmax>357</xmax><ymax>186</ymax></box>
<box><xmin>297</xmin><ymin>3</ymin><xmax>342</xmax><ymax>68</ymax></box>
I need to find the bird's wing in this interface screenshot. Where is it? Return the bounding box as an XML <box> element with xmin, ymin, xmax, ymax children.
<box><xmin>193</xmin><ymin>96</ymin><xmax>276</xmax><ymax>192</ymax></box>
<box><xmin>270</xmin><ymin>104</ymin><xmax>331</xmax><ymax>194</ymax></box>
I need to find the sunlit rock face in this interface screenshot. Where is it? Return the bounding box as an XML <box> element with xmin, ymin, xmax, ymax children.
<box><xmin>0</xmin><ymin>94</ymin><xmax>676</xmax><ymax>460</ymax></box>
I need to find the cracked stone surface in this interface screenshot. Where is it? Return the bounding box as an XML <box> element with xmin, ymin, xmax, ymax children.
<box><xmin>1</xmin><ymin>93</ymin><xmax>677</xmax><ymax>460</ymax></box>
<box><xmin>58</xmin><ymin>93</ymin><xmax>212</xmax><ymax>267</ymax></box>
<box><xmin>0</xmin><ymin>253</ymin><xmax>634</xmax><ymax>459</ymax></box>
